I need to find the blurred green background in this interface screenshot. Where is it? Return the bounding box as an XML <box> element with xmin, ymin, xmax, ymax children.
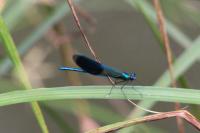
<box><xmin>0</xmin><ymin>0</ymin><xmax>200</xmax><ymax>132</ymax></box>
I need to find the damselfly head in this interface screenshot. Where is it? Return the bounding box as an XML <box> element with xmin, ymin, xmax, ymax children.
<box><xmin>130</xmin><ymin>72</ymin><xmax>136</xmax><ymax>80</ymax></box>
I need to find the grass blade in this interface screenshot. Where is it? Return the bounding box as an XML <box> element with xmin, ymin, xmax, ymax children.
<box><xmin>0</xmin><ymin>86</ymin><xmax>199</xmax><ymax>106</ymax></box>
<box><xmin>0</xmin><ymin>16</ymin><xmax>49</xmax><ymax>133</ymax></box>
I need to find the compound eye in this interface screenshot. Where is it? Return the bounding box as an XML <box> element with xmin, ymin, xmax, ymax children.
<box><xmin>130</xmin><ymin>73</ymin><xmax>136</xmax><ymax>80</ymax></box>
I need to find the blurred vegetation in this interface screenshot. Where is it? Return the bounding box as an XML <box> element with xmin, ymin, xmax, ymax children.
<box><xmin>0</xmin><ymin>0</ymin><xmax>200</xmax><ymax>133</ymax></box>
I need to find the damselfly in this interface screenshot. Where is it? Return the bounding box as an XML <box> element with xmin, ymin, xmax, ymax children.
<box><xmin>59</xmin><ymin>54</ymin><xmax>136</xmax><ymax>94</ymax></box>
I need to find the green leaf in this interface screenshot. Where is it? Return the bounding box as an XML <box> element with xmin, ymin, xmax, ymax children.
<box><xmin>0</xmin><ymin>86</ymin><xmax>199</xmax><ymax>106</ymax></box>
<box><xmin>0</xmin><ymin>16</ymin><xmax>49</xmax><ymax>133</ymax></box>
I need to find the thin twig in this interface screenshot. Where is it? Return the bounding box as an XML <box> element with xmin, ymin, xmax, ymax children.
<box><xmin>153</xmin><ymin>0</ymin><xmax>176</xmax><ymax>87</ymax></box>
<box><xmin>66</xmin><ymin>0</ymin><xmax>98</xmax><ymax>60</ymax></box>
<box><xmin>66</xmin><ymin>0</ymin><xmax>114</xmax><ymax>84</ymax></box>
<box><xmin>87</xmin><ymin>110</ymin><xmax>200</xmax><ymax>133</ymax></box>
<box><xmin>153</xmin><ymin>0</ymin><xmax>184</xmax><ymax>133</ymax></box>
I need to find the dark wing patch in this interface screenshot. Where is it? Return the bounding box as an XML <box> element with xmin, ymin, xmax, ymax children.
<box><xmin>73</xmin><ymin>54</ymin><xmax>103</xmax><ymax>75</ymax></box>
